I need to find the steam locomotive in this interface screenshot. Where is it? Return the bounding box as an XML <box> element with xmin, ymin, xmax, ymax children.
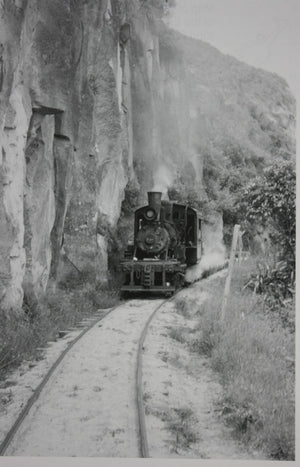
<box><xmin>121</xmin><ymin>191</ymin><xmax>203</xmax><ymax>295</ymax></box>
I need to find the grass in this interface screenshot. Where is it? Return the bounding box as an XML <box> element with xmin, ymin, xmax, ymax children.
<box><xmin>145</xmin><ymin>402</ymin><xmax>198</xmax><ymax>452</ymax></box>
<box><xmin>0</xmin><ymin>271</ymin><xmax>119</xmax><ymax>379</ymax></box>
<box><xmin>172</xmin><ymin>298</ymin><xmax>196</xmax><ymax>318</ymax></box>
<box><xmin>168</xmin><ymin>407</ymin><xmax>198</xmax><ymax>452</ymax></box>
<box><xmin>212</xmin><ymin>300</ymin><xmax>294</xmax><ymax>459</ymax></box>
<box><xmin>174</xmin><ymin>258</ymin><xmax>295</xmax><ymax>460</ymax></box>
<box><xmin>168</xmin><ymin>326</ymin><xmax>192</xmax><ymax>344</ymax></box>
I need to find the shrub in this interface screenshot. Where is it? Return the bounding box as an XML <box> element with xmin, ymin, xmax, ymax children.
<box><xmin>167</xmin><ymin>407</ymin><xmax>198</xmax><ymax>452</ymax></box>
<box><xmin>236</xmin><ymin>161</ymin><xmax>295</xmax><ymax>318</ymax></box>
<box><xmin>238</xmin><ymin>161</ymin><xmax>295</xmax><ymax>261</ymax></box>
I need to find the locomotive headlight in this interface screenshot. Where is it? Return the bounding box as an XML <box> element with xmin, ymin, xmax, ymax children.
<box><xmin>144</xmin><ymin>208</ymin><xmax>156</xmax><ymax>220</ymax></box>
<box><xmin>166</xmin><ymin>282</ymin><xmax>170</xmax><ymax>287</ymax></box>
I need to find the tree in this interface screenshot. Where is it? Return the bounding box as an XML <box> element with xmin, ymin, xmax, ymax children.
<box><xmin>240</xmin><ymin>161</ymin><xmax>295</xmax><ymax>260</ymax></box>
<box><xmin>238</xmin><ymin>161</ymin><xmax>296</xmax><ymax>305</ymax></box>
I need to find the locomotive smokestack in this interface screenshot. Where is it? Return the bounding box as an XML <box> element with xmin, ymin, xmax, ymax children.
<box><xmin>147</xmin><ymin>191</ymin><xmax>162</xmax><ymax>218</ymax></box>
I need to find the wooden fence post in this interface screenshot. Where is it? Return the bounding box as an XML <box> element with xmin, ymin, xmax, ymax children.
<box><xmin>220</xmin><ymin>224</ymin><xmax>240</xmax><ymax>321</ymax></box>
<box><xmin>238</xmin><ymin>231</ymin><xmax>243</xmax><ymax>263</ymax></box>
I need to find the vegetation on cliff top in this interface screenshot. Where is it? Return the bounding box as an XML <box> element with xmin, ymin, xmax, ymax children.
<box><xmin>157</xmin><ymin>24</ymin><xmax>295</xmax><ymax>246</ymax></box>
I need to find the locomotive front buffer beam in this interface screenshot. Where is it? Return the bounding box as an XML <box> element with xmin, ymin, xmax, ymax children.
<box><xmin>121</xmin><ymin>260</ymin><xmax>186</xmax><ymax>295</ymax></box>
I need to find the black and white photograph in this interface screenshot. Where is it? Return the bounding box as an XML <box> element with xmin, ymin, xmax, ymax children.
<box><xmin>0</xmin><ymin>0</ymin><xmax>297</xmax><ymax>465</ymax></box>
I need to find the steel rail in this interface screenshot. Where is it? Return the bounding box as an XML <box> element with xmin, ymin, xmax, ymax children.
<box><xmin>136</xmin><ymin>295</ymin><xmax>177</xmax><ymax>458</ymax></box>
<box><xmin>0</xmin><ymin>305</ymin><xmax>119</xmax><ymax>456</ymax></box>
<box><xmin>1</xmin><ymin>285</ymin><xmax>206</xmax><ymax>458</ymax></box>
<box><xmin>135</xmin><ymin>266</ymin><xmax>228</xmax><ymax>457</ymax></box>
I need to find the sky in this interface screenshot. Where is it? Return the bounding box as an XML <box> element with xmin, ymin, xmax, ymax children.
<box><xmin>168</xmin><ymin>0</ymin><xmax>300</xmax><ymax>97</ymax></box>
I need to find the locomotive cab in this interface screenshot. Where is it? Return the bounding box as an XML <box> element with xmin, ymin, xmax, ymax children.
<box><xmin>186</xmin><ymin>207</ymin><xmax>202</xmax><ymax>265</ymax></box>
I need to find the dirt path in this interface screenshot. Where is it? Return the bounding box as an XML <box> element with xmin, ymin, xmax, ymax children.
<box><xmin>4</xmin><ymin>299</ymin><xmax>164</xmax><ymax>457</ymax></box>
<box><xmin>1</xmin><ymin>274</ymin><xmax>266</xmax><ymax>459</ymax></box>
<box><xmin>143</xmin><ymin>276</ymin><xmax>265</xmax><ymax>460</ymax></box>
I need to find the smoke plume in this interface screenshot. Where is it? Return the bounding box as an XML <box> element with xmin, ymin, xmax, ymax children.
<box><xmin>152</xmin><ymin>164</ymin><xmax>173</xmax><ymax>196</ymax></box>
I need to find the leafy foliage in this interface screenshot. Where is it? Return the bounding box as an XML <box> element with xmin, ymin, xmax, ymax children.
<box><xmin>167</xmin><ymin>165</ymin><xmax>215</xmax><ymax>217</ymax></box>
<box><xmin>238</xmin><ymin>161</ymin><xmax>296</xmax><ymax>310</ymax></box>
<box><xmin>243</xmin><ymin>261</ymin><xmax>295</xmax><ymax>330</ymax></box>
<box><xmin>199</xmin><ymin>143</ymin><xmax>265</xmax><ymax>246</ymax></box>
<box><xmin>239</xmin><ymin>161</ymin><xmax>295</xmax><ymax>262</ymax></box>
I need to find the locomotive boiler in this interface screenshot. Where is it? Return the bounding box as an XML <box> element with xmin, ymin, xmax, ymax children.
<box><xmin>120</xmin><ymin>191</ymin><xmax>203</xmax><ymax>295</ymax></box>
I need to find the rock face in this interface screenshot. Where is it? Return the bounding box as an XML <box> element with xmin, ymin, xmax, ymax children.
<box><xmin>0</xmin><ymin>0</ymin><xmax>295</xmax><ymax>313</ymax></box>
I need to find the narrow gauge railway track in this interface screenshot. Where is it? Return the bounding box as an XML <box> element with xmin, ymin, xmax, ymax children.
<box><xmin>0</xmin><ymin>306</ymin><xmax>117</xmax><ymax>456</ymax></box>
<box><xmin>136</xmin><ymin>296</ymin><xmax>175</xmax><ymax>457</ymax></box>
<box><xmin>0</xmin><ymin>296</ymin><xmax>175</xmax><ymax>458</ymax></box>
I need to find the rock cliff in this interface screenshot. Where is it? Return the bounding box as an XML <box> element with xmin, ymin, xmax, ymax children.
<box><xmin>0</xmin><ymin>0</ymin><xmax>295</xmax><ymax>313</ymax></box>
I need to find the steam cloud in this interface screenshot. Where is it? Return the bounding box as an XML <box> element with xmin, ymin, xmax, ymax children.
<box><xmin>152</xmin><ymin>165</ymin><xmax>173</xmax><ymax>196</ymax></box>
<box><xmin>185</xmin><ymin>246</ymin><xmax>226</xmax><ymax>283</ymax></box>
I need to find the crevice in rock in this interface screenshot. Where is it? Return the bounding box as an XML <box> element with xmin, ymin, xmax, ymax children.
<box><xmin>54</xmin><ymin>134</ymin><xmax>70</xmax><ymax>141</ymax></box>
<box><xmin>0</xmin><ymin>44</ymin><xmax>4</xmax><ymax>93</ymax></box>
<box><xmin>32</xmin><ymin>105</ymin><xmax>64</xmax><ymax>115</ymax></box>
<box><xmin>49</xmin><ymin>133</ymin><xmax>74</xmax><ymax>281</ymax></box>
